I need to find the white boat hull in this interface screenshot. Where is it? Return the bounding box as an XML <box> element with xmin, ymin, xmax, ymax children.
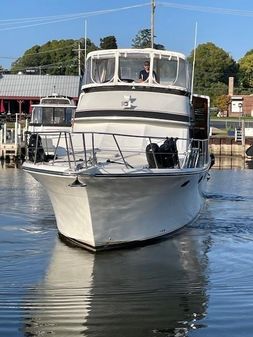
<box><xmin>25</xmin><ymin>166</ymin><xmax>207</xmax><ymax>250</ymax></box>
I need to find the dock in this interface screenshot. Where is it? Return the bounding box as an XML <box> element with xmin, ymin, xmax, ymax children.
<box><xmin>0</xmin><ymin>116</ymin><xmax>27</xmax><ymax>161</ymax></box>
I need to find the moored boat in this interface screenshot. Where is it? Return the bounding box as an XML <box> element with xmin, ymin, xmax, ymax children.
<box><xmin>23</xmin><ymin>48</ymin><xmax>211</xmax><ymax>251</ymax></box>
<box><xmin>27</xmin><ymin>93</ymin><xmax>76</xmax><ymax>158</ymax></box>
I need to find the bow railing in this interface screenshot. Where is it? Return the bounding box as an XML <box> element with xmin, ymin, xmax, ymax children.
<box><xmin>25</xmin><ymin>131</ymin><xmax>210</xmax><ymax>171</ymax></box>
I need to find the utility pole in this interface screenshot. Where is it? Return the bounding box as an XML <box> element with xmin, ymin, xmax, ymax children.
<box><xmin>73</xmin><ymin>43</ymin><xmax>85</xmax><ymax>77</ymax></box>
<box><xmin>77</xmin><ymin>43</ymin><xmax>81</xmax><ymax>77</ymax></box>
<box><xmin>151</xmin><ymin>0</ymin><xmax>156</xmax><ymax>48</ymax></box>
<box><xmin>39</xmin><ymin>66</ymin><xmax>42</xmax><ymax>99</ymax></box>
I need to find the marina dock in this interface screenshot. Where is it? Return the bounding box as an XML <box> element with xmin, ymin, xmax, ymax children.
<box><xmin>0</xmin><ymin>117</ymin><xmax>27</xmax><ymax>161</ymax></box>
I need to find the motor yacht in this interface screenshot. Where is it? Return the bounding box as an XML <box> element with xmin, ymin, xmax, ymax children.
<box><xmin>23</xmin><ymin>48</ymin><xmax>211</xmax><ymax>251</ymax></box>
<box><xmin>27</xmin><ymin>93</ymin><xmax>76</xmax><ymax>158</ymax></box>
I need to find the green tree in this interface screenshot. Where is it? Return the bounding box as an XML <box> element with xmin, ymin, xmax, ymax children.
<box><xmin>238</xmin><ymin>50</ymin><xmax>253</xmax><ymax>88</ymax></box>
<box><xmin>188</xmin><ymin>42</ymin><xmax>238</xmax><ymax>100</ymax></box>
<box><xmin>100</xmin><ymin>36</ymin><xmax>117</xmax><ymax>49</ymax></box>
<box><xmin>132</xmin><ymin>28</ymin><xmax>165</xmax><ymax>50</ymax></box>
<box><xmin>200</xmin><ymin>82</ymin><xmax>229</xmax><ymax>106</ymax></box>
<box><xmin>132</xmin><ymin>29</ymin><xmax>151</xmax><ymax>48</ymax></box>
<box><xmin>11</xmin><ymin>38</ymin><xmax>98</xmax><ymax>75</ymax></box>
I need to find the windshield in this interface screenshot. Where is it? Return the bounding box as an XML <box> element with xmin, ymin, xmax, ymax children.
<box><xmin>119</xmin><ymin>53</ymin><xmax>150</xmax><ymax>82</ymax></box>
<box><xmin>41</xmin><ymin>97</ymin><xmax>71</xmax><ymax>105</ymax></box>
<box><xmin>31</xmin><ymin>107</ymin><xmax>74</xmax><ymax>125</ymax></box>
<box><xmin>84</xmin><ymin>52</ymin><xmax>188</xmax><ymax>88</ymax></box>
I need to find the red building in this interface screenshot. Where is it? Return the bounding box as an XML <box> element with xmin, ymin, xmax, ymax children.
<box><xmin>0</xmin><ymin>73</ymin><xmax>81</xmax><ymax>119</ymax></box>
<box><xmin>228</xmin><ymin>77</ymin><xmax>253</xmax><ymax>117</ymax></box>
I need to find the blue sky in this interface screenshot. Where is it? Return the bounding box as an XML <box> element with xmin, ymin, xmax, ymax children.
<box><xmin>1</xmin><ymin>0</ymin><xmax>253</xmax><ymax>69</ymax></box>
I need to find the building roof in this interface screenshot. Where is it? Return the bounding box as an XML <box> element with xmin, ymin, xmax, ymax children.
<box><xmin>0</xmin><ymin>74</ymin><xmax>81</xmax><ymax>99</ymax></box>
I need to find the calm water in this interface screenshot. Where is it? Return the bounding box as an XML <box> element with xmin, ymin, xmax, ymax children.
<box><xmin>1</xmin><ymin>165</ymin><xmax>253</xmax><ymax>337</ymax></box>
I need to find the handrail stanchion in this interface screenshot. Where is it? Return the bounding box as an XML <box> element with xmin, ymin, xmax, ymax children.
<box><xmin>113</xmin><ymin>134</ymin><xmax>129</xmax><ymax>168</ymax></box>
<box><xmin>53</xmin><ymin>131</ymin><xmax>62</xmax><ymax>164</ymax></box>
<box><xmin>64</xmin><ymin>132</ymin><xmax>71</xmax><ymax>169</ymax></box>
<box><xmin>82</xmin><ymin>133</ymin><xmax>88</xmax><ymax>168</ymax></box>
<box><xmin>44</xmin><ymin>134</ymin><xmax>49</xmax><ymax>155</ymax></box>
<box><xmin>69</xmin><ymin>132</ymin><xmax>76</xmax><ymax>168</ymax></box>
<box><xmin>91</xmin><ymin>133</ymin><xmax>97</xmax><ymax>164</ymax></box>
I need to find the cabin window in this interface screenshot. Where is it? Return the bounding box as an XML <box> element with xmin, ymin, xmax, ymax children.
<box><xmin>42</xmin><ymin>108</ymin><xmax>54</xmax><ymax>124</ymax></box>
<box><xmin>54</xmin><ymin>107</ymin><xmax>65</xmax><ymax>124</ymax></box>
<box><xmin>154</xmin><ymin>55</ymin><xmax>187</xmax><ymax>88</ymax></box>
<box><xmin>31</xmin><ymin>107</ymin><xmax>73</xmax><ymax>125</ymax></box>
<box><xmin>119</xmin><ymin>54</ymin><xmax>150</xmax><ymax>82</ymax></box>
<box><xmin>155</xmin><ymin>56</ymin><xmax>178</xmax><ymax>86</ymax></box>
<box><xmin>177</xmin><ymin>58</ymin><xmax>187</xmax><ymax>88</ymax></box>
<box><xmin>66</xmin><ymin>107</ymin><xmax>74</xmax><ymax>123</ymax></box>
<box><xmin>85</xmin><ymin>56</ymin><xmax>115</xmax><ymax>84</ymax></box>
<box><xmin>31</xmin><ymin>107</ymin><xmax>42</xmax><ymax>124</ymax></box>
<box><xmin>41</xmin><ymin>98</ymin><xmax>71</xmax><ymax>105</ymax></box>
<box><xmin>52</xmin><ymin>108</ymin><xmax>73</xmax><ymax>125</ymax></box>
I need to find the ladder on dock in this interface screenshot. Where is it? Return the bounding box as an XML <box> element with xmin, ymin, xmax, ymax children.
<box><xmin>235</xmin><ymin>128</ymin><xmax>242</xmax><ymax>142</ymax></box>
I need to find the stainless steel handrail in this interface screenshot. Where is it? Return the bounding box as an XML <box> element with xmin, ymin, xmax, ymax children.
<box><xmin>26</xmin><ymin>130</ymin><xmax>210</xmax><ymax>170</ymax></box>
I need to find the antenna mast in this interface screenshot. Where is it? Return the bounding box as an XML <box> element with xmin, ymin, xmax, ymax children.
<box><xmin>151</xmin><ymin>0</ymin><xmax>155</xmax><ymax>48</ymax></box>
<box><xmin>84</xmin><ymin>19</ymin><xmax>87</xmax><ymax>72</ymax></box>
<box><xmin>190</xmin><ymin>22</ymin><xmax>198</xmax><ymax>104</ymax></box>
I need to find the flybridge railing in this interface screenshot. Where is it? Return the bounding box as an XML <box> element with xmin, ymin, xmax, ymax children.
<box><xmin>25</xmin><ymin>131</ymin><xmax>210</xmax><ymax>171</ymax></box>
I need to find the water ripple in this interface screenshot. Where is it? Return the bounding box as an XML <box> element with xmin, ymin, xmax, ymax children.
<box><xmin>204</xmin><ymin>192</ymin><xmax>251</xmax><ymax>202</ymax></box>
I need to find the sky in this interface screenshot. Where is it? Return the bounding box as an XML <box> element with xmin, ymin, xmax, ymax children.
<box><xmin>1</xmin><ymin>0</ymin><xmax>253</xmax><ymax>69</ymax></box>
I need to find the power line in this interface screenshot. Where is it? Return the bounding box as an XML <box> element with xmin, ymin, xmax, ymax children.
<box><xmin>0</xmin><ymin>56</ymin><xmax>17</xmax><ymax>60</ymax></box>
<box><xmin>1</xmin><ymin>2</ymin><xmax>252</xmax><ymax>32</ymax></box>
<box><xmin>0</xmin><ymin>43</ymin><xmax>84</xmax><ymax>62</ymax></box>
<box><xmin>0</xmin><ymin>3</ymin><xmax>149</xmax><ymax>23</ymax></box>
<box><xmin>158</xmin><ymin>2</ymin><xmax>253</xmax><ymax>17</ymax></box>
<box><xmin>0</xmin><ymin>3</ymin><xmax>150</xmax><ymax>31</ymax></box>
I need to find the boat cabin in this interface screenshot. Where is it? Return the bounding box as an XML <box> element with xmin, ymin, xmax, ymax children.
<box><xmin>30</xmin><ymin>95</ymin><xmax>76</xmax><ymax>127</ymax></box>
<box><xmin>77</xmin><ymin>49</ymin><xmax>209</xmax><ymax>142</ymax></box>
<box><xmin>83</xmin><ymin>48</ymin><xmax>190</xmax><ymax>90</ymax></box>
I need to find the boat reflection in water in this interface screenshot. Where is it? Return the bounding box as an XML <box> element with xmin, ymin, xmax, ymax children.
<box><xmin>23</xmin><ymin>230</ymin><xmax>208</xmax><ymax>337</ymax></box>
<box><xmin>211</xmin><ymin>155</ymin><xmax>253</xmax><ymax>169</ymax></box>
<box><xmin>213</xmin><ymin>155</ymin><xmax>247</xmax><ymax>170</ymax></box>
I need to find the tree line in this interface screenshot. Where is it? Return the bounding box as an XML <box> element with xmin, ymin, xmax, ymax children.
<box><xmin>4</xmin><ymin>35</ymin><xmax>117</xmax><ymax>76</ymax></box>
<box><xmin>1</xmin><ymin>29</ymin><xmax>253</xmax><ymax>108</ymax></box>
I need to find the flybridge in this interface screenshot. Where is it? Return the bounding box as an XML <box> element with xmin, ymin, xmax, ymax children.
<box><xmin>83</xmin><ymin>49</ymin><xmax>191</xmax><ymax>91</ymax></box>
<box><xmin>39</xmin><ymin>94</ymin><xmax>75</xmax><ymax>106</ymax></box>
